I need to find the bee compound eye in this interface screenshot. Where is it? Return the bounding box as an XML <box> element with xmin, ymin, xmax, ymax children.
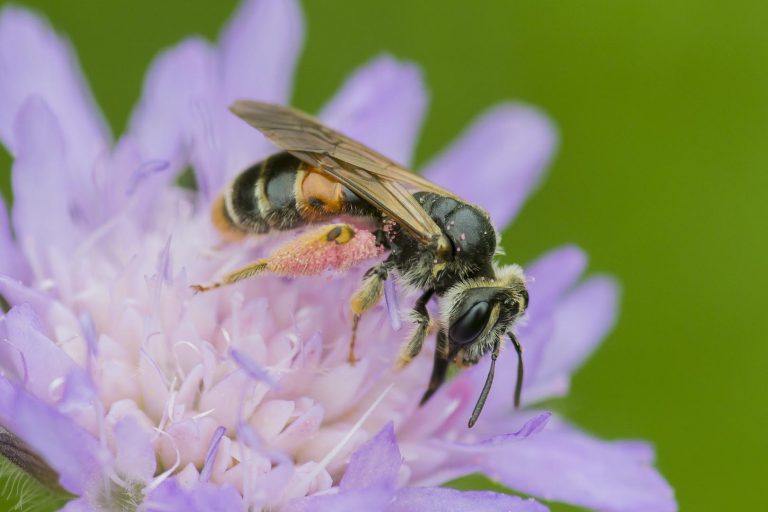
<box><xmin>520</xmin><ymin>289</ymin><xmax>529</xmax><ymax>309</ymax></box>
<box><xmin>449</xmin><ymin>301</ymin><xmax>491</xmax><ymax>346</ymax></box>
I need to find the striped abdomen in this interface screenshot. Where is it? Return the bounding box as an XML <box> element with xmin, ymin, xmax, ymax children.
<box><xmin>212</xmin><ymin>152</ymin><xmax>376</xmax><ymax>239</ymax></box>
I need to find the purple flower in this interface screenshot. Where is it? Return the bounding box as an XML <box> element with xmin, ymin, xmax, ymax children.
<box><xmin>0</xmin><ymin>1</ymin><xmax>676</xmax><ymax>511</ymax></box>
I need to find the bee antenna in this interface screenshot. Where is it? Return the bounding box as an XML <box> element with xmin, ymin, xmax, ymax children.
<box><xmin>509</xmin><ymin>332</ymin><xmax>524</xmax><ymax>409</ymax></box>
<box><xmin>468</xmin><ymin>338</ymin><xmax>501</xmax><ymax>428</ymax></box>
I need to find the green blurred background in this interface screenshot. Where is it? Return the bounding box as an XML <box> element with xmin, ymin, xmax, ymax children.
<box><xmin>1</xmin><ymin>0</ymin><xmax>766</xmax><ymax>510</ymax></box>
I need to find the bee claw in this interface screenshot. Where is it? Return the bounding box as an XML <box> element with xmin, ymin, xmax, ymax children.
<box><xmin>190</xmin><ymin>283</ymin><xmax>217</xmax><ymax>294</ymax></box>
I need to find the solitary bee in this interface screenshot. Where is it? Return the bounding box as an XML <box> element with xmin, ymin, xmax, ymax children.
<box><xmin>194</xmin><ymin>101</ymin><xmax>529</xmax><ymax>427</ymax></box>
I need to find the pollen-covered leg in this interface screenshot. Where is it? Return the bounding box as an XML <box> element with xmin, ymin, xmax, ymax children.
<box><xmin>191</xmin><ymin>260</ymin><xmax>269</xmax><ymax>293</ymax></box>
<box><xmin>192</xmin><ymin>223</ymin><xmax>382</xmax><ymax>292</ymax></box>
<box><xmin>267</xmin><ymin>222</ymin><xmax>380</xmax><ymax>277</ymax></box>
<box><xmin>396</xmin><ymin>289</ymin><xmax>434</xmax><ymax>369</ymax></box>
<box><xmin>349</xmin><ymin>263</ymin><xmax>389</xmax><ymax>364</ymax></box>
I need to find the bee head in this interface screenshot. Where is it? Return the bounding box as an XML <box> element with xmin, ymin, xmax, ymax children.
<box><xmin>441</xmin><ymin>264</ymin><xmax>528</xmax><ymax>365</ymax></box>
<box><xmin>440</xmin><ymin>264</ymin><xmax>528</xmax><ymax>427</ymax></box>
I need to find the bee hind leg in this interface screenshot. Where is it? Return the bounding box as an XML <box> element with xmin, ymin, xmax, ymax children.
<box><xmin>349</xmin><ymin>262</ymin><xmax>391</xmax><ymax>364</ymax></box>
<box><xmin>396</xmin><ymin>288</ymin><xmax>435</xmax><ymax>369</ymax></box>
<box><xmin>192</xmin><ymin>223</ymin><xmax>363</xmax><ymax>293</ymax></box>
<box><xmin>191</xmin><ymin>260</ymin><xmax>269</xmax><ymax>293</ymax></box>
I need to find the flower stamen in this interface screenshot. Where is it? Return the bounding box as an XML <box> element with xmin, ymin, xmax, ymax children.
<box><xmin>199</xmin><ymin>426</ymin><xmax>226</xmax><ymax>483</ymax></box>
<box><xmin>144</xmin><ymin>429</ymin><xmax>180</xmax><ymax>495</ymax></box>
<box><xmin>296</xmin><ymin>383</ymin><xmax>394</xmax><ymax>492</ymax></box>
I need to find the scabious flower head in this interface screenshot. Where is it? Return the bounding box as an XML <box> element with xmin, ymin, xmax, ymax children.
<box><xmin>0</xmin><ymin>1</ymin><xmax>676</xmax><ymax>511</ymax></box>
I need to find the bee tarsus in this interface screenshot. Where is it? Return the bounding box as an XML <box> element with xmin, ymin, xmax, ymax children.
<box><xmin>349</xmin><ymin>262</ymin><xmax>391</xmax><ymax>364</ymax></box>
<box><xmin>396</xmin><ymin>288</ymin><xmax>435</xmax><ymax>369</ymax></box>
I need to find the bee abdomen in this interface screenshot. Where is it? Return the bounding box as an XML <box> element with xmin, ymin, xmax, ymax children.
<box><xmin>259</xmin><ymin>152</ymin><xmax>304</xmax><ymax>230</ymax></box>
<box><xmin>211</xmin><ymin>194</ymin><xmax>250</xmax><ymax>240</ymax></box>
<box><xmin>216</xmin><ymin>159</ymin><xmax>272</xmax><ymax>236</ymax></box>
<box><xmin>214</xmin><ymin>152</ymin><xmax>381</xmax><ymax>239</ymax></box>
<box><xmin>214</xmin><ymin>153</ymin><xmax>321</xmax><ymax>237</ymax></box>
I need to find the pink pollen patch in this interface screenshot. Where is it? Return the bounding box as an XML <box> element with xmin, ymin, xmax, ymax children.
<box><xmin>268</xmin><ymin>227</ymin><xmax>384</xmax><ymax>276</ymax></box>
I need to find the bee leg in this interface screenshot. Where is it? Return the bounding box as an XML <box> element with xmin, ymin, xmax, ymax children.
<box><xmin>349</xmin><ymin>263</ymin><xmax>390</xmax><ymax>364</ymax></box>
<box><xmin>373</xmin><ymin>228</ymin><xmax>392</xmax><ymax>249</ymax></box>
<box><xmin>419</xmin><ymin>329</ymin><xmax>450</xmax><ymax>405</ymax></box>
<box><xmin>192</xmin><ymin>223</ymin><xmax>358</xmax><ymax>293</ymax></box>
<box><xmin>191</xmin><ymin>260</ymin><xmax>268</xmax><ymax>293</ymax></box>
<box><xmin>396</xmin><ymin>289</ymin><xmax>435</xmax><ymax>369</ymax></box>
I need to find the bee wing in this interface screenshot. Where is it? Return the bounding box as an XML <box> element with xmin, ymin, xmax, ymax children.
<box><xmin>310</xmin><ymin>153</ymin><xmax>439</xmax><ymax>244</ymax></box>
<box><xmin>230</xmin><ymin>100</ymin><xmax>455</xmax><ymax>244</ymax></box>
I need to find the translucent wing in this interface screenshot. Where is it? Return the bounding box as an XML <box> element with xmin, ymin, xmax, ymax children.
<box><xmin>306</xmin><ymin>152</ymin><xmax>440</xmax><ymax>245</ymax></box>
<box><xmin>229</xmin><ymin>100</ymin><xmax>455</xmax><ymax>245</ymax></box>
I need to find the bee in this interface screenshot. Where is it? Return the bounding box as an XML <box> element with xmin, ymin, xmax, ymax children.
<box><xmin>194</xmin><ymin>101</ymin><xmax>529</xmax><ymax>427</ymax></box>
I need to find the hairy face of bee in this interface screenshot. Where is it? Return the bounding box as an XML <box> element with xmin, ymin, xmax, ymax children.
<box><xmin>441</xmin><ymin>264</ymin><xmax>528</xmax><ymax>366</ymax></box>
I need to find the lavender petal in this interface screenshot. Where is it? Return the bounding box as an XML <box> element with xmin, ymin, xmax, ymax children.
<box><xmin>60</xmin><ymin>498</ymin><xmax>93</xmax><ymax>512</ymax></box>
<box><xmin>231</xmin><ymin>348</ymin><xmax>278</xmax><ymax>387</ymax></box>
<box><xmin>283</xmin><ymin>488</ymin><xmax>392</xmax><ymax>512</ymax></box>
<box><xmin>126</xmin><ymin>159</ymin><xmax>170</xmax><ymax>197</ymax></box>
<box><xmin>423</xmin><ymin>103</ymin><xmax>557</xmax><ymax>229</ymax></box>
<box><xmin>427</xmin><ymin>412</ymin><xmax>552</xmax><ymax>459</ymax></box>
<box><xmin>0</xmin><ymin>275</ymin><xmax>55</xmax><ymax>321</ymax></box>
<box><xmin>391</xmin><ymin>487</ymin><xmax>548</xmax><ymax>512</ymax></box>
<box><xmin>78</xmin><ymin>312</ymin><xmax>98</xmax><ymax>358</ymax></box>
<box><xmin>57</xmin><ymin>369</ymin><xmax>98</xmax><ymax>413</ymax></box>
<box><xmin>220</xmin><ymin>0</ymin><xmax>303</xmax><ymax>105</ymax></box>
<box><xmin>473</xmin><ymin>418</ymin><xmax>677</xmax><ymax>512</ymax></box>
<box><xmin>0</xmin><ymin>196</ymin><xmax>27</xmax><ymax>280</ymax></box>
<box><xmin>128</xmin><ymin>38</ymin><xmax>217</xmax><ymax>182</ymax></box>
<box><xmin>4</xmin><ymin>304</ymin><xmax>82</xmax><ymax>399</ymax></box>
<box><xmin>11</xmin><ymin>97</ymin><xmax>82</xmax><ymax>249</ymax></box>
<box><xmin>0</xmin><ymin>378</ymin><xmax>104</xmax><ymax>495</ymax></box>
<box><xmin>144</xmin><ymin>477</ymin><xmax>244</xmax><ymax>512</ymax></box>
<box><xmin>468</xmin><ymin>412</ymin><xmax>552</xmax><ymax>447</ymax></box>
<box><xmin>157</xmin><ymin>235</ymin><xmax>174</xmax><ymax>284</ymax></box>
<box><xmin>340</xmin><ymin>422</ymin><xmax>402</xmax><ymax>492</ymax></box>
<box><xmin>320</xmin><ymin>55</ymin><xmax>428</xmax><ymax>166</ymax></box>
<box><xmin>524</xmin><ymin>245</ymin><xmax>588</xmax><ymax>321</ymax></box>
<box><xmin>405</xmin><ymin>410</ymin><xmax>553</xmax><ymax>485</ymax></box>
<box><xmin>114</xmin><ymin>416</ymin><xmax>157</xmax><ymax>484</ymax></box>
<box><xmin>525</xmin><ymin>275</ymin><xmax>619</xmax><ymax>401</ymax></box>
<box><xmin>0</xmin><ymin>6</ymin><xmax>110</xmax><ymax>169</ymax></box>
<box><xmin>383</xmin><ymin>278</ymin><xmax>402</xmax><ymax>331</ymax></box>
